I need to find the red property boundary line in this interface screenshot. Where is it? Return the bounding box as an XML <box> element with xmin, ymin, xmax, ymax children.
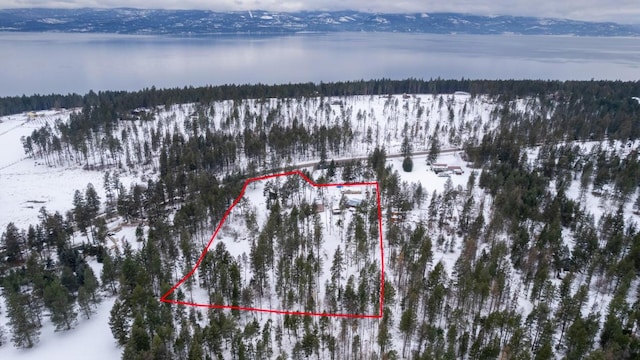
<box><xmin>160</xmin><ymin>169</ymin><xmax>385</xmax><ymax>319</ymax></box>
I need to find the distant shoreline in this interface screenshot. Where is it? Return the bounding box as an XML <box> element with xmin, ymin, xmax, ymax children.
<box><xmin>1</xmin><ymin>8</ymin><xmax>638</xmax><ymax>37</ymax></box>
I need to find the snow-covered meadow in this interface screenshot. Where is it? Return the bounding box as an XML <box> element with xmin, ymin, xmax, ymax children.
<box><xmin>0</xmin><ymin>110</ymin><xmax>141</xmax><ymax>231</ymax></box>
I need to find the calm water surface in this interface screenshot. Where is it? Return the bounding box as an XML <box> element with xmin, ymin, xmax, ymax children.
<box><xmin>1</xmin><ymin>32</ymin><xmax>639</xmax><ymax>97</ymax></box>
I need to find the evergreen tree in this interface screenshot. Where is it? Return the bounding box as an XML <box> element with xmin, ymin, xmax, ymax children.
<box><xmin>368</xmin><ymin>146</ymin><xmax>387</xmax><ymax>181</ymax></box>
<box><xmin>327</xmin><ymin>159</ymin><xmax>336</xmax><ymax>179</ymax></box>
<box><xmin>72</xmin><ymin>190</ymin><xmax>89</xmax><ymax>237</ymax></box>
<box><xmin>43</xmin><ymin>278</ymin><xmax>77</xmax><ymax>331</ymax></box>
<box><xmin>378</xmin><ymin>307</ymin><xmax>392</xmax><ymax>355</ymax></box>
<box><xmin>128</xmin><ymin>314</ymin><xmax>151</xmax><ymax>353</ymax></box>
<box><xmin>188</xmin><ymin>332</ymin><xmax>204</xmax><ymax>360</ymax></box>
<box><xmin>565</xmin><ymin>314</ymin><xmax>599</xmax><ymax>360</ymax></box>
<box><xmin>150</xmin><ymin>333</ymin><xmax>171</xmax><ymax>359</ymax></box>
<box><xmin>0</xmin><ymin>321</ymin><xmax>5</xmax><ymax>347</ymax></box>
<box><xmin>4</xmin><ymin>285</ymin><xmax>40</xmax><ymax>348</ymax></box>
<box><xmin>85</xmin><ymin>183</ymin><xmax>101</xmax><ymax>219</ymax></box>
<box><xmin>401</xmin><ymin>132</ymin><xmax>414</xmax><ymax>174</ymax></box>
<box><xmin>77</xmin><ymin>287</ymin><xmax>93</xmax><ymax>319</ymax></box>
<box><xmin>402</xmin><ymin>156</ymin><xmax>413</xmax><ymax>172</ymax></box>
<box><xmin>330</xmin><ymin>247</ymin><xmax>345</xmax><ymax>287</ymax></box>
<box><xmin>428</xmin><ymin>137</ymin><xmax>440</xmax><ymax>163</ymax></box>
<box><xmin>60</xmin><ymin>265</ymin><xmax>79</xmax><ymax>294</ymax></box>
<box><xmin>341</xmin><ymin>160</ymin><xmax>356</xmax><ymax>182</ymax></box>
<box><xmin>85</xmin><ymin>183</ymin><xmax>101</xmax><ymax>241</ymax></box>
<box><xmin>399</xmin><ymin>308</ymin><xmax>416</xmax><ymax>357</ymax></box>
<box><xmin>82</xmin><ymin>265</ymin><xmax>100</xmax><ymax>304</ymax></box>
<box><xmin>101</xmin><ymin>250</ymin><xmax>118</xmax><ymax>295</ymax></box>
<box><xmin>109</xmin><ymin>299</ymin><xmax>131</xmax><ymax>346</ymax></box>
<box><xmin>2</xmin><ymin>222</ymin><xmax>24</xmax><ymax>265</ymax></box>
<box><xmin>401</xmin><ymin>134</ymin><xmax>412</xmax><ymax>158</ymax></box>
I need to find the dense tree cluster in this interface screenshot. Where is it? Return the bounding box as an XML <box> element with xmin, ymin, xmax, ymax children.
<box><xmin>3</xmin><ymin>79</ymin><xmax>640</xmax><ymax>139</ymax></box>
<box><xmin>2</xmin><ymin>79</ymin><xmax>640</xmax><ymax>359</ymax></box>
<box><xmin>1</xmin><ymin>205</ymin><xmax>101</xmax><ymax>348</ymax></box>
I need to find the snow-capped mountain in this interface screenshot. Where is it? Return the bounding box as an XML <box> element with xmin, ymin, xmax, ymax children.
<box><xmin>0</xmin><ymin>8</ymin><xmax>638</xmax><ymax>36</ymax></box>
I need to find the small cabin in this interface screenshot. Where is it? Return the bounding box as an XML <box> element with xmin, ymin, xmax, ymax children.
<box><xmin>314</xmin><ymin>203</ymin><xmax>325</xmax><ymax>213</ymax></box>
<box><xmin>341</xmin><ymin>187</ymin><xmax>363</xmax><ymax>195</ymax></box>
<box><xmin>431</xmin><ymin>163</ymin><xmax>448</xmax><ymax>173</ymax></box>
<box><xmin>448</xmin><ymin>165</ymin><xmax>464</xmax><ymax>175</ymax></box>
<box><xmin>389</xmin><ymin>208</ymin><xmax>406</xmax><ymax>223</ymax></box>
<box><xmin>346</xmin><ymin>198</ymin><xmax>363</xmax><ymax>208</ymax></box>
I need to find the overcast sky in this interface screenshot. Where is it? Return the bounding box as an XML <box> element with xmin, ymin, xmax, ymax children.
<box><xmin>1</xmin><ymin>0</ymin><xmax>639</xmax><ymax>24</ymax></box>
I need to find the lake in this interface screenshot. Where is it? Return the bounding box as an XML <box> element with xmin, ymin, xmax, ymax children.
<box><xmin>1</xmin><ymin>32</ymin><xmax>639</xmax><ymax>97</ymax></box>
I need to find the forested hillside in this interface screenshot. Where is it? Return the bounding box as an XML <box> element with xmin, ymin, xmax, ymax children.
<box><xmin>1</xmin><ymin>79</ymin><xmax>640</xmax><ymax>359</ymax></box>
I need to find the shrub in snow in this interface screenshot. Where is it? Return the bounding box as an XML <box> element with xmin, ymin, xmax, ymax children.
<box><xmin>402</xmin><ymin>156</ymin><xmax>413</xmax><ymax>172</ymax></box>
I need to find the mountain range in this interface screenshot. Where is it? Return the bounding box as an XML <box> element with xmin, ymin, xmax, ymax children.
<box><xmin>1</xmin><ymin>8</ymin><xmax>639</xmax><ymax>37</ymax></box>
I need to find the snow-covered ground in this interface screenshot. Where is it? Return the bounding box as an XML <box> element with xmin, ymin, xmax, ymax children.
<box><xmin>387</xmin><ymin>152</ymin><xmax>470</xmax><ymax>272</ymax></box>
<box><xmin>0</xmin><ymin>110</ymin><xmax>141</xmax><ymax>231</ymax></box>
<box><xmin>0</xmin><ymin>94</ymin><xmax>538</xmax><ymax>358</ymax></box>
<box><xmin>0</xmin><ymin>93</ymin><xmax>516</xmax><ymax>233</ymax></box>
<box><xmin>0</xmin><ymin>110</ymin><xmax>142</xmax><ymax>358</ymax></box>
<box><xmin>0</xmin><ymin>296</ymin><xmax>120</xmax><ymax>359</ymax></box>
<box><xmin>2</xmin><ymin>93</ymin><xmax>637</xmax><ymax>358</ymax></box>
<box><xmin>171</xmin><ymin>171</ymin><xmax>382</xmax><ymax>315</ymax></box>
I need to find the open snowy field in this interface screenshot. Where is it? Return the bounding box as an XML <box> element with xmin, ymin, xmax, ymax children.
<box><xmin>0</xmin><ymin>110</ymin><xmax>142</xmax><ymax>231</ymax></box>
